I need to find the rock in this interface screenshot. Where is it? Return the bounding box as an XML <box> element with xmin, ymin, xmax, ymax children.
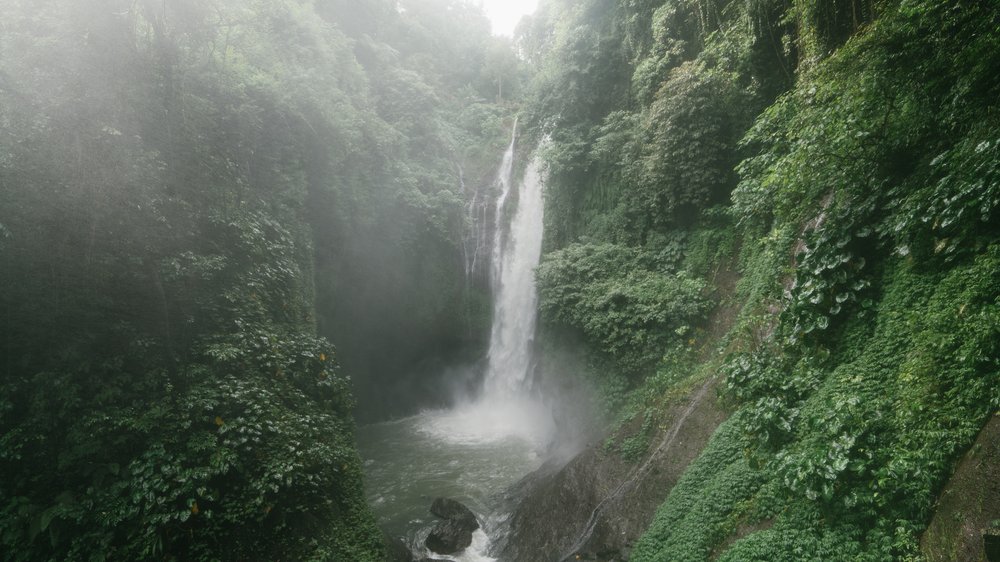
<box><xmin>424</xmin><ymin>497</ymin><xmax>480</xmax><ymax>555</ymax></box>
<box><xmin>425</xmin><ymin>519</ymin><xmax>474</xmax><ymax>555</ymax></box>
<box><xmin>921</xmin><ymin>414</ymin><xmax>1000</xmax><ymax>561</ymax></box>
<box><xmin>429</xmin><ymin>497</ymin><xmax>479</xmax><ymax>530</ymax></box>
<box><xmin>985</xmin><ymin>536</ymin><xmax>999</xmax><ymax>562</ymax></box>
<box><xmin>500</xmin><ymin>380</ymin><xmax>726</xmax><ymax>561</ymax></box>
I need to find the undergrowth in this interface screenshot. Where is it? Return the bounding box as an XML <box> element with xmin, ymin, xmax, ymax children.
<box><xmin>628</xmin><ymin>1</ymin><xmax>1000</xmax><ymax>560</ymax></box>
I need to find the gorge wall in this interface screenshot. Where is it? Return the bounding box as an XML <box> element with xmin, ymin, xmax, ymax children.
<box><xmin>507</xmin><ymin>0</ymin><xmax>1000</xmax><ymax>560</ymax></box>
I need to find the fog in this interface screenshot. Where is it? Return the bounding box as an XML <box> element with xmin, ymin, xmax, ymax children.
<box><xmin>0</xmin><ymin>0</ymin><xmax>547</xmax><ymax>559</ymax></box>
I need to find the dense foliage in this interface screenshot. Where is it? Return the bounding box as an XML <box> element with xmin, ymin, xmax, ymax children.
<box><xmin>523</xmin><ymin>0</ymin><xmax>999</xmax><ymax>559</ymax></box>
<box><xmin>536</xmin><ymin>242</ymin><xmax>709</xmax><ymax>376</ymax></box>
<box><xmin>0</xmin><ymin>0</ymin><xmax>520</xmax><ymax>559</ymax></box>
<box><xmin>3</xmin><ymin>0</ymin><xmax>997</xmax><ymax>558</ymax></box>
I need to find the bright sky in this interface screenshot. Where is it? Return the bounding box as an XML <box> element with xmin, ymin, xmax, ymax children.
<box><xmin>481</xmin><ymin>0</ymin><xmax>538</xmax><ymax>37</ymax></box>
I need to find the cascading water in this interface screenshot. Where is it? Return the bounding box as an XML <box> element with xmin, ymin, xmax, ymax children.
<box><xmin>463</xmin><ymin>119</ymin><xmax>516</xmax><ymax>285</ymax></box>
<box><xmin>489</xmin><ymin>120</ymin><xmax>518</xmax><ymax>285</ymax></box>
<box><xmin>421</xmin><ymin>127</ymin><xmax>554</xmax><ymax>447</ymax></box>
<box><xmin>358</xmin><ymin>123</ymin><xmax>553</xmax><ymax>562</ymax></box>
<box><xmin>483</xmin><ymin>126</ymin><xmax>545</xmax><ymax>397</ymax></box>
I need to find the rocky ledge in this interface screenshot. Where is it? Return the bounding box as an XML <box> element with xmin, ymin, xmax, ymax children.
<box><xmin>499</xmin><ymin>379</ymin><xmax>726</xmax><ymax>562</ymax></box>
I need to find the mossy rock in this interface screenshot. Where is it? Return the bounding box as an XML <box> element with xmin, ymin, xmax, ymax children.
<box><xmin>921</xmin><ymin>414</ymin><xmax>1000</xmax><ymax>562</ymax></box>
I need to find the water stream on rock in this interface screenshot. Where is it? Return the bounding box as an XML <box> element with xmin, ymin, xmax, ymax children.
<box><xmin>358</xmin><ymin>126</ymin><xmax>553</xmax><ymax>561</ymax></box>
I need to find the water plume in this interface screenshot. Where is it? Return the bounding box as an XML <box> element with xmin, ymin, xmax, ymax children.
<box><xmin>426</xmin><ymin>122</ymin><xmax>555</xmax><ymax>450</ymax></box>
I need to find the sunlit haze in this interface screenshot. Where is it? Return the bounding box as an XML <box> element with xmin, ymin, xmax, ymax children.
<box><xmin>481</xmin><ymin>0</ymin><xmax>538</xmax><ymax>36</ymax></box>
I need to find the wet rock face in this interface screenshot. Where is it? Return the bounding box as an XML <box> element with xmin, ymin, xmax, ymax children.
<box><xmin>986</xmin><ymin>535</ymin><xmax>1000</xmax><ymax>562</ymax></box>
<box><xmin>430</xmin><ymin>497</ymin><xmax>480</xmax><ymax>530</ymax></box>
<box><xmin>921</xmin><ymin>415</ymin><xmax>1000</xmax><ymax>562</ymax></box>
<box><xmin>501</xmin><ymin>381</ymin><xmax>726</xmax><ymax>562</ymax></box>
<box><xmin>424</xmin><ymin>498</ymin><xmax>480</xmax><ymax>555</ymax></box>
<box><xmin>425</xmin><ymin>519</ymin><xmax>474</xmax><ymax>554</ymax></box>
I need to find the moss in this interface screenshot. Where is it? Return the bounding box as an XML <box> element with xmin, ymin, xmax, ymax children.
<box><xmin>631</xmin><ymin>418</ymin><xmax>764</xmax><ymax>561</ymax></box>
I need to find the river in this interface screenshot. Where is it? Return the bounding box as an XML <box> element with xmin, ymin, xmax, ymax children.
<box><xmin>357</xmin><ymin>396</ymin><xmax>554</xmax><ymax>560</ymax></box>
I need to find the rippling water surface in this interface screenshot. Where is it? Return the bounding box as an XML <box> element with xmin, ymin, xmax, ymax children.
<box><xmin>358</xmin><ymin>397</ymin><xmax>553</xmax><ymax>561</ymax></box>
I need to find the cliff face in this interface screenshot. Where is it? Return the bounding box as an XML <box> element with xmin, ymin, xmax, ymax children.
<box><xmin>514</xmin><ymin>1</ymin><xmax>1000</xmax><ymax>559</ymax></box>
<box><xmin>921</xmin><ymin>415</ymin><xmax>1000</xmax><ymax>562</ymax></box>
<box><xmin>503</xmin><ymin>380</ymin><xmax>726</xmax><ymax>562</ymax></box>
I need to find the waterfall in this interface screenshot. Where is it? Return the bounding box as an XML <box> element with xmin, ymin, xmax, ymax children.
<box><xmin>490</xmin><ymin>121</ymin><xmax>518</xmax><ymax>286</ymax></box>
<box><xmin>461</xmin><ymin>118</ymin><xmax>545</xmax><ymax>398</ymax></box>
<box><xmin>463</xmin><ymin>120</ymin><xmax>517</xmax><ymax>284</ymax></box>
<box><xmin>368</xmin><ymin>126</ymin><xmax>554</xmax><ymax>562</ymax></box>
<box><xmin>405</xmin><ymin>124</ymin><xmax>551</xmax><ymax>562</ymax></box>
<box><xmin>419</xmin><ymin>123</ymin><xmax>552</xmax><ymax>451</ymax></box>
<box><xmin>483</xmin><ymin>146</ymin><xmax>544</xmax><ymax>397</ymax></box>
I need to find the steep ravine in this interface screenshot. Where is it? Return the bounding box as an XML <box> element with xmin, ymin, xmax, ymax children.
<box><xmin>497</xmin><ymin>254</ymin><xmax>743</xmax><ymax>561</ymax></box>
<box><xmin>496</xmin><ymin>222</ymin><xmax>1000</xmax><ymax>562</ymax></box>
<box><xmin>502</xmin><ymin>321</ymin><xmax>998</xmax><ymax>562</ymax></box>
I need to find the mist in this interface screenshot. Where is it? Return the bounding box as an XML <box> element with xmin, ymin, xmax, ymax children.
<box><xmin>6</xmin><ymin>0</ymin><xmax>994</xmax><ymax>561</ymax></box>
<box><xmin>0</xmin><ymin>0</ymin><xmax>542</xmax><ymax>560</ymax></box>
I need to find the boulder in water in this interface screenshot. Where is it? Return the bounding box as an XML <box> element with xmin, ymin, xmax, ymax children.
<box><xmin>425</xmin><ymin>519</ymin><xmax>474</xmax><ymax>554</ymax></box>
<box><xmin>424</xmin><ymin>498</ymin><xmax>479</xmax><ymax>555</ymax></box>
<box><xmin>430</xmin><ymin>497</ymin><xmax>479</xmax><ymax>530</ymax></box>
